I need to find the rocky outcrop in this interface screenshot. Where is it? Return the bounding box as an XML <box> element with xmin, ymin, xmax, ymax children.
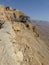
<box><xmin>0</xmin><ymin>5</ymin><xmax>49</xmax><ymax>65</ymax></box>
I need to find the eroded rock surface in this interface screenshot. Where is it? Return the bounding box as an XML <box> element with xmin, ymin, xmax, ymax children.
<box><xmin>0</xmin><ymin>5</ymin><xmax>49</xmax><ymax>65</ymax></box>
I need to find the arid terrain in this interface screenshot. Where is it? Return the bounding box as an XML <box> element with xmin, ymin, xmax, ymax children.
<box><xmin>0</xmin><ymin>5</ymin><xmax>49</xmax><ymax>65</ymax></box>
<box><xmin>32</xmin><ymin>20</ymin><xmax>49</xmax><ymax>47</ymax></box>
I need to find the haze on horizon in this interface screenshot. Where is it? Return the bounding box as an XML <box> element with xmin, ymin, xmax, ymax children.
<box><xmin>0</xmin><ymin>0</ymin><xmax>49</xmax><ymax>21</ymax></box>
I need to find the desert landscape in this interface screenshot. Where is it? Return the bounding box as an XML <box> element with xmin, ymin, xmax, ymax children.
<box><xmin>0</xmin><ymin>5</ymin><xmax>49</xmax><ymax>65</ymax></box>
<box><xmin>32</xmin><ymin>20</ymin><xmax>49</xmax><ymax>47</ymax></box>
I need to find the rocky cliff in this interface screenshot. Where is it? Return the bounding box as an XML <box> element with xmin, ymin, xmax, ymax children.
<box><xmin>0</xmin><ymin>5</ymin><xmax>49</xmax><ymax>65</ymax></box>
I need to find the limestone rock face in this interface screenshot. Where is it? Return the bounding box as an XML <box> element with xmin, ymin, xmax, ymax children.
<box><xmin>0</xmin><ymin>5</ymin><xmax>49</xmax><ymax>65</ymax></box>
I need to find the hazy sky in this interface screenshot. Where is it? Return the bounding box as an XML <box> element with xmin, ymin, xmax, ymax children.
<box><xmin>0</xmin><ymin>0</ymin><xmax>49</xmax><ymax>21</ymax></box>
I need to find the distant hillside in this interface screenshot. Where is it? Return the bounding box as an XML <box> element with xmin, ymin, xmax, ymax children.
<box><xmin>32</xmin><ymin>20</ymin><xmax>49</xmax><ymax>47</ymax></box>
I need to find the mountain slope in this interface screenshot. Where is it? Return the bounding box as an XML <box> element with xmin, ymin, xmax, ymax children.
<box><xmin>0</xmin><ymin>5</ymin><xmax>49</xmax><ymax>65</ymax></box>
